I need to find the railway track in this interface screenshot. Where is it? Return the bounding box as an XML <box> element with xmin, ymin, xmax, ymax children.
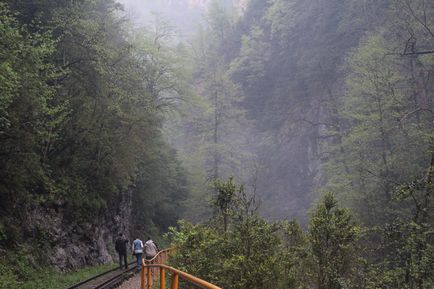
<box><xmin>65</xmin><ymin>261</ymin><xmax>137</xmax><ymax>289</ymax></box>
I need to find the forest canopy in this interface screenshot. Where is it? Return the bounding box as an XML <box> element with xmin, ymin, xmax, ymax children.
<box><xmin>0</xmin><ymin>0</ymin><xmax>433</xmax><ymax>288</ymax></box>
<box><xmin>0</xmin><ymin>0</ymin><xmax>188</xmax><ymax>248</ymax></box>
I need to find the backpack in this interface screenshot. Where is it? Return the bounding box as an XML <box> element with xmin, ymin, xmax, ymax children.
<box><xmin>145</xmin><ymin>240</ymin><xmax>158</xmax><ymax>257</ymax></box>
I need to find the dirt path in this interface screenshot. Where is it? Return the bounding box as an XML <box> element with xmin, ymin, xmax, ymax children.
<box><xmin>116</xmin><ymin>272</ymin><xmax>141</xmax><ymax>289</ymax></box>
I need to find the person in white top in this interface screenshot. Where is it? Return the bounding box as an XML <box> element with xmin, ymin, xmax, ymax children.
<box><xmin>144</xmin><ymin>237</ymin><xmax>159</xmax><ymax>261</ymax></box>
<box><xmin>131</xmin><ymin>238</ymin><xmax>143</xmax><ymax>272</ymax></box>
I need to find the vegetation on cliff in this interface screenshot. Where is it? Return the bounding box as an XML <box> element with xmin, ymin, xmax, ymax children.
<box><xmin>0</xmin><ymin>0</ymin><xmax>188</xmax><ymax>275</ymax></box>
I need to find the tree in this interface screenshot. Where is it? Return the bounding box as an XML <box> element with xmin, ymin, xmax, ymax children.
<box><xmin>168</xmin><ymin>1</ymin><xmax>258</xmax><ymax>221</ymax></box>
<box><xmin>322</xmin><ymin>0</ymin><xmax>434</xmax><ymax>223</ymax></box>
<box><xmin>368</xmin><ymin>158</ymin><xmax>434</xmax><ymax>289</ymax></box>
<box><xmin>168</xmin><ymin>177</ymin><xmax>280</xmax><ymax>289</ymax></box>
<box><xmin>277</xmin><ymin>220</ymin><xmax>310</xmax><ymax>289</ymax></box>
<box><xmin>309</xmin><ymin>193</ymin><xmax>360</xmax><ymax>289</ymax></box>
<box><xmin>212</xmin><ymin>177</ymin><xmax>238</xmax><ymax>232</ymax></box>
<box><xmin>0</xmin><ymin>3</ymin><xmax>61</xmax><ymax>233</ymax></box>
<box><xmin>0</xmin><ymin>0</ymin><xmax>190</xmax><ymax>261</ymax></box>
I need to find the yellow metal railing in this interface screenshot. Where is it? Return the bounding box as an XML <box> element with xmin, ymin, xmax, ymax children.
<box><xmin>140</xmin><ymin>248</ymin><xmax>222</xmax><ymax>289</ymax></box>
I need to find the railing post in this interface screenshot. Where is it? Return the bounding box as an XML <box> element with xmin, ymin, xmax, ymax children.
<box><xmin>147</xmin><ymin>266</ymin><xmax>152</xmax><ymax>289</ymax></box>
<box><xmin>141</xmin><ymin>259</ymin><xmax>146</xmax><ymax>289</ymax></box>
<box><xmin>171</xmin><ymin>272</ymin><xmax>179</xmax><ymax>289</ymax></box>
<box><xmin>160</xmin><ymin>268</ymin><xmax>165</xmax><ymax>289</ymax></box>
<box><xmin>153</xmin><ymin>258</ymin><xmax>157</xmax><ymax>283</ymax></box>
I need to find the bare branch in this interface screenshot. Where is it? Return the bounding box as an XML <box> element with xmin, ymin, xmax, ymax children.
<box><xmin>398</xmin><ymin>108</ymin><xmax>434</xmax><ymax>122</ymax></box>
<box><xmin>404</xmin><ymin>0</ymin><xmax>434</xmax><ymax>38</ymax></box>
<box><xmin>402</xmin><ymin>50</ymin><xmax>434</xmax><ymax>55</ymax></box>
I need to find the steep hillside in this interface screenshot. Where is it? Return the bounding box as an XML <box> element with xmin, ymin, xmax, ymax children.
<box><xmin>0</xmin><ymin>0</ymin><xmax>188</xmax><ymax>270</ymax></box>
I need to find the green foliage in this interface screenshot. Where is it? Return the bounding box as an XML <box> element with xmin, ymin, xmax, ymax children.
<box><xmin>167</xmin><ymin>221</ymin><xmax>224</xmax><ymax>285</ymax></box>
<box><xmin>169</xmin><ymin>218</ymin><xmax>281</xmax><ymax>289</ymax></box>
<box><xmin>212</xmin><ymin>176</ymin><xmax>239</xmax><ymax>232</ymax></box>
<box><xmin>322</xmin><ymin>0</ymin><xmax>434</xmax><ymax>225</ymax></box>
<box><xmin>317</xmin><ymin>1</ymin><xmax>434</xmax><ymax>286</ymax></box>
<box><xmin>169</xmin><ymin>180</ymin><xmax>363</xmax><ymax>289</ymax></box>
<box><xmin>0</xmin><ymin>2</ymin><xmax>63</xmax><ymax>233</ymax></box>
<box><xmin>173</xmin><ymin>0</ymin><xmax>434</xmax><ymax>287</ymax></box>
<box><xmin>169</xmin><ymin>178</ymin><xmax>281</xmax><ymax>289</ymax></box>
<box><xmin>228</xmin><ymin>0</ymin><xmax>381</xmax><ymax>221</ymax></box>
<box><xmin>363</xmin><ymin>174</ymin><xmax>434</xmax><ymax>289</ymax></box>
<box><xmin>131</xmin><ymin>138</ymin><xmax>189</xmax><ymax>238</ymax></box>
<box><xmin>0</xmin><ymin>0</ymin><xmax>189</xmax><ymax>256</ymax></box>
<box><xmin>2</xmin><ymin>0</ymin><xmax>434</xmax><ymax>287</ymax></box>
<box><xmin>229</xmin><ymin>25</ymin><xmax>270</xmax><ymax>92</ymax></box>
<box><xmin>276</xmin><ymin>220</ymin><xmax>310</xmax><ymax>289</ymax></box>
<box><xmin>264</xmin><ymin>0</ymin><xmax>296</xmax><ymax>48</ymax></box>
<box><xmin>226</xmin><ymin>215</ymin><xmax>280</xmax><ymax>289</ymax></box>
<box><xmin>169</xmin><ymin>1</ymin><xmax>257</xmax><ymax>221</ymax></box>
<box><xmin>0</xmin><ymin>248</ymin><xmax>117</xmax><ymax>289</ymax></box>
<box><xmin>309</xmin><ymin>193</ymin><xmax>361</xmax><ymax>289</ymax></box>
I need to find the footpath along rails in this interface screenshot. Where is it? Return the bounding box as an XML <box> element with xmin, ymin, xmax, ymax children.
<box><xmin>140</xmin><ymin>248</ymin><xmax>221</xmax><ymax>289</ymax></box>
<box><xmin>65</xmin><ymin>261</ymin><xmax>136</xmax><ymax>289</ymax></box>
<box><xmin>65</xmin><ymin>248</ymin><xmax>221</xmax><ymax>289</ymax></box>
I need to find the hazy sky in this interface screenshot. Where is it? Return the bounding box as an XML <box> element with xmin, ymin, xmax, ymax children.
<box><xmin>117</xmin><ymin>0</ymin><xmax>205</xmax><ymax>36</ymax></box>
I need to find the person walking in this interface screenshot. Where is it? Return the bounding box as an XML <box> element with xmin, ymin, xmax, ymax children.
<box><xmin>144</xmin><ymin>237</ymin><xmax>159</xmax><ymax>261</ymax></box>
<box><xmin>115</xmin><ymin>233</ymin><xmax>128</xmax><ymax>269</ymax></box>
<box><xmin>132</xmin><ymin>237</ymin><xmax>144</xmax><ymax>272</ymax></box>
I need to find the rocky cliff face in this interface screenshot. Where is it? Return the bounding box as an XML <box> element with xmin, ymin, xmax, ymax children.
<box><xmin>23</xmin><ymin>189</ymin><xmax>133</xmax><ymax>271</ymax></box>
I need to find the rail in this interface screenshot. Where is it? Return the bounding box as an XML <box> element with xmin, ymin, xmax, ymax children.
<box><xmin>65</xmin><ymin>261</ymin><xmax>136</xmax><ymax>289</ymax></box>
<box><xmin>140</xmin><ymin>248</ymin><xmax>222</xmax><ymax>289</ymax></box>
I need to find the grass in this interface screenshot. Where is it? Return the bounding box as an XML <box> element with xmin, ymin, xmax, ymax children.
<box><xmin>0</xmin><ymin>250</ymin><xmax>134</xmax><ymax>289</ymax></box>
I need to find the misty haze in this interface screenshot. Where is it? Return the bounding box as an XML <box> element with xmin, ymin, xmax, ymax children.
<box><xmin>0</xmin><ymin>0</ymin><xmax>433</xmax><ymax>288</ymax></box>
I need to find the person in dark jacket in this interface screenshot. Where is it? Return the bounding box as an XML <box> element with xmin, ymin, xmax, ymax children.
<box><xmin>115</xmin><ymin>233</ymin><xmax>128</xmax><ymax>269</ymax></box>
